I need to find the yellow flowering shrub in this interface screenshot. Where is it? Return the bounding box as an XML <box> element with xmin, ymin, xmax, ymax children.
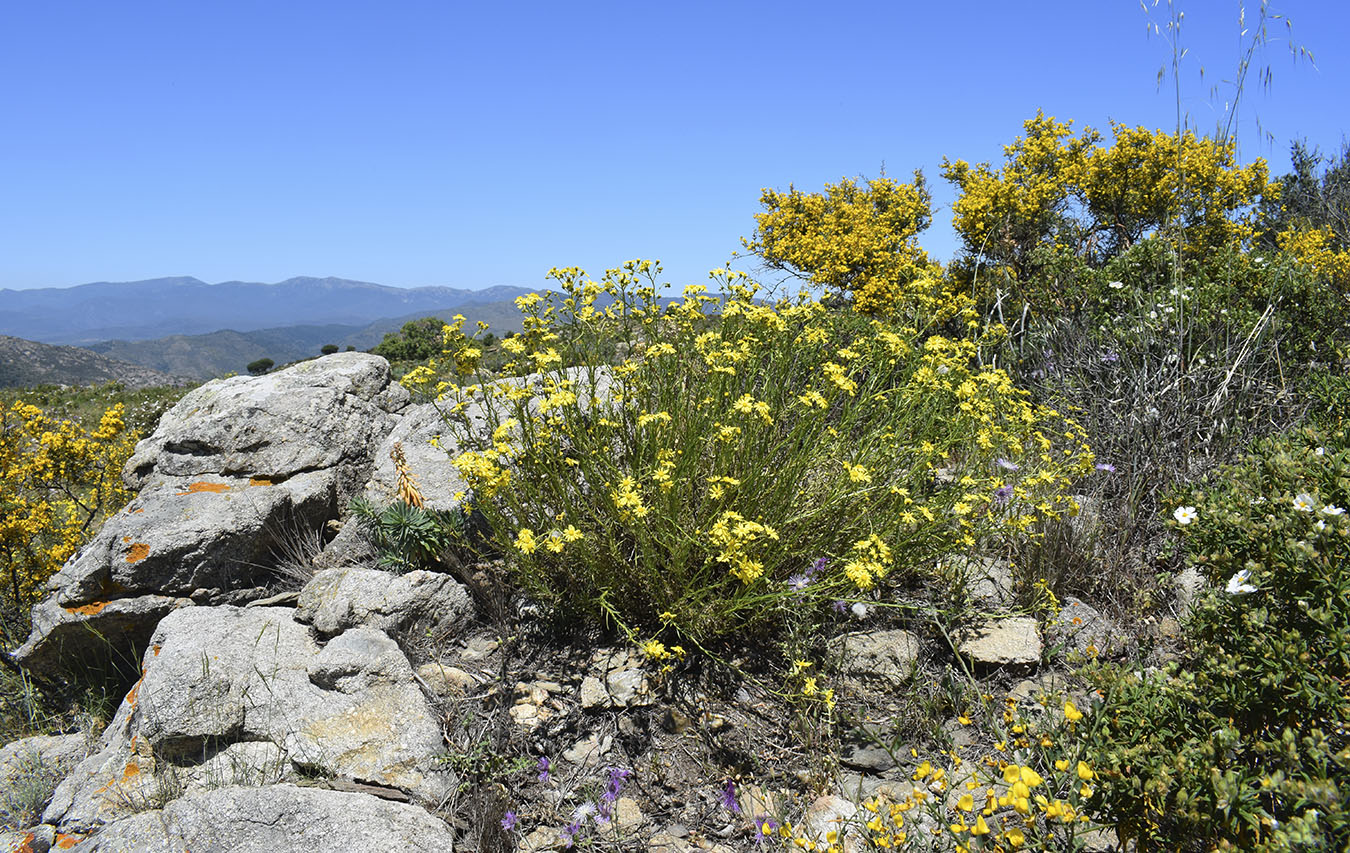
<box><xmin>942</xmin><ymin>112</ymin><xmax>1273</xmax><ymax>312</ymax></box>
<box><xmin>744</xmin><ymin>174</ymin><xmax>971</xmax><ymax>320</ymax></box>
<box><xmin>424</xmin><ymin>260</ymin><xmax>1092</xmax><ymax>646</ymax></box>
<box><xmin>0</xmin><ymin>401</ymin><xmax>137</xmax><ymax>635</ymax></box>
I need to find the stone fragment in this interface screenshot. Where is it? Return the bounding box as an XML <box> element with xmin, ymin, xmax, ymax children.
<box><xmin>1046</xmin><ymin>596</ymin><xmax>1122</xmax><ymax>660</ymax></box>
<box><xmin>829</xmin><ymin>629</ymin><xmax>921</xmax><ymax>687</ymax></box>
<box><xmin>296</xmin><ymin>567</ymin><xmax>473</xmax><ymax>641</ymax></box>
<box><xmin>958</xmin><ymin>616</ymin><xmax>1041</xmax><ymax>667</ymax></box>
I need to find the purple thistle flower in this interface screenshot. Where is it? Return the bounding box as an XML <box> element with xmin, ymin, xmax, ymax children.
<box><xmin>500</xmin><ymin>811</ymin><xmax>518</xmax><ymax>831</ymax></box>
<box><xmin>993</xmin><ymin>484</ymin><xmax>1014</xmax><ymax>506</ymax></box>
<box><xmin>537</xmin><ymin>756</ymin><xmax>551</xmax><ymax>783</ymax></box>
<box><xmin>721</xmin><ymin>779</ymin><xmax>740</xmax><ymax>813</ymax></box>
<box><xmin>1095</xmin><ymin>462</ymin><xmax>1116</xmax><ymax>473</ymax></box>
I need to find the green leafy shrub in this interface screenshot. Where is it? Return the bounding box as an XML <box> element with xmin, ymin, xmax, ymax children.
<box><xmin>412</xmin><ymin>261</ymin><xmax>1092</xmax><ymax>649</ymax></box>
<box><xmin>348</xmin><ymin>496</ymin><xmax>465</xmax><ymax>574</ymax></box>
<box><xmin>1085</xmin><ymin>426</ymin><xmax>1350</xmax><ymax>851</ymax></box>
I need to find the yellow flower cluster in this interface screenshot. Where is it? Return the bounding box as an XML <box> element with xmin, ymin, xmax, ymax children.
<box><xmin>707</xmin><ymin>511</ymin><xmax>779</xmax><ymax>584</ymax></box>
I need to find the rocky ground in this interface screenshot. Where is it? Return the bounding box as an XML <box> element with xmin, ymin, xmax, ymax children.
<box><xmin>0</xmin><ymin>353</ymin><xmax>1179</xmax><ymax>852</ymax></box>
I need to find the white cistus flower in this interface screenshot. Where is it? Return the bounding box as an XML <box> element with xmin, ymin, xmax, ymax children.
<box><xmin>1292</xmin><ymin>493</ymin><xmax>1316</xmax><ymax>513</ymax></box>
<box><xmin>1225</xmin><ymin>569</ymin><xmax>1257</xmax><ymax>595</ymax></box>
<box><xmin>1173</xmin><ymin>506</ymin><xmax>1198</xmax><ymax>525</ymax></box>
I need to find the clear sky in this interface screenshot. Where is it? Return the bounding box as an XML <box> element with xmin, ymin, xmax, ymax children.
<box><xmin>1</xmin><ymin>1</ymin><xmax>1345</xmax><ymax>292</ymax></box>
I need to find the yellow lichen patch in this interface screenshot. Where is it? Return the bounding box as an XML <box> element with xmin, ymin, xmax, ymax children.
<box><xmin>65</xmin><ymin>601</ymin><xmax>110</xmax><ymax>616</ymax></box>
<box><xmin>175</xmin><ymin>481</ymin><xmax>231</xmax><ymax>495</ymax></box>
<box><xmin>125</xmin><ymin>543</ymin><xmax>150</xmax><ymax>563</ymax></box>
<box><xmin>120</xmin><ymin>761</ymin><xmax>140</xmax><ymax>781</ymax></box>
<box><xmin>121</xmin><ymin>536</ymin><xmax>131</xmax><ymax>543</ymax></box>
<box><xmin>248</xmin><ymin>477</ymin><xmax>272</xmax><ymax>486</ymax></box>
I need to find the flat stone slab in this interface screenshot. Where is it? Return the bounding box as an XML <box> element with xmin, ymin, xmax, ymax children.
<box><xmin>958</xmin><ymin>616</ymin><xmax>1041</xmax><ymax>667</ymax></box>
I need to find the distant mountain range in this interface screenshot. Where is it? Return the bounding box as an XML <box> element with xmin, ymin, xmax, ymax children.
<box><xmin>84</xmin><ymin>297</ymin><xmax>533</xmax><ymax>380</ymax></box>
<box><xmin>0</xmin><ymin>335</ymin><xmax>187</xmax><ymax>389</ymax></box>
<box><xmin>0</xmin><ymin>276</ymin><xmax>535</xmax><ymax>345</ymax></box>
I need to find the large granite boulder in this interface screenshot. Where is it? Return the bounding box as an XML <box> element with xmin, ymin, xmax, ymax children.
<box><xmin>13</xmin><ymin>354</ymin><xmax>407</xmax><ymax>673</ymax></box>
<box><xmin>44</xmin><ymin>606</ymin><xmax>451</xmax><ymax>834</ymax></box>
<box><xmin>64</xmin><ymin>784</ymin><xmax>456</xmax><ymax>852</ymax></box>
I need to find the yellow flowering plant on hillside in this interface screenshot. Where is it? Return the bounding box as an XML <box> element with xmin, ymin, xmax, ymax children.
<box><xmin>413</xmin><ymin>261</ymin><xmax>1092</xmax><ymax>647</ymax></box>
<box><xmin>942</xmin><ymin>112</ymin><xmax>1273</xmax><ymax>315</ymax></box>
<box><xmin>0</xmin><ymin>401</ymin><xmax>137</xmax><ymax>641</ymax></box>
<box><xmin>744</xmin><ymin>174</ymin><xmax>971</xmax><ymax>321</ymax></box>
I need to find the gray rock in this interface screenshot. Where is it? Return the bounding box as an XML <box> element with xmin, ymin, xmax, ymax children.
<box><xmin>943</xmin><ymin>555</ymin><xmax>1013</xmax><ymax>606</ymax></box>
<box><xmin>1</xmin><ymin>734</ymin><xmax>90</xmax><ymax>831</ymax></box>
<box><xmin>13</xmin><ymin>594</ymin><xmax>192</xmax><ymax>676</ymax></box>
<box><xmin>1</xmin><ymin>825</ymin><xmax>55</xmax><ymax>852</ymax></box>
<box><xmin>1173</xmin><ymin>566</ymin><xmax>1207</xmax><ymax>620</ymax></box>
<box><xmin>296</xmin><ymin>567</ymin><xmax>473</xmax><ymax>642</ymax></box>
<box><xmin>123</xmin><ymin>353</ymin><xmax>397</xmax><ymax>494</ymax></box>
<box><xmin>829</xmin><ymin>629</ymin><xmax>921</xmax><ymax>687</ymax></box>
<box><xmin>364</xmin><ymin>403</ymin><xmax>465</xmax><ymax>511</ymax></box>
<box><xmin>45</xmin><ymin>607</ymin><xmax>450</xmax><ymax>833</ymax></box>
<box><xmin>415</xmin><ymin>662</ymin><xmax>477</xmax><ymax>697</ymax></box>
<box><xmin>71</xmin><ymin>783</ymin><xmax>455</xmax><ymax>852</ymax></box>
<box><xmin>958</xmin><ymin>616</ymin><xmax>1041</xmax><ymax>667</ymax></box>
<box><xmin>50</xmin><ymin>471</ymin><xmax>335</xmax><ymax>607</ymax></box>
<box><xmin>1046</xmin><ymin>596</ymin><xmax>1122</xmax><ymax>660</ymax></box>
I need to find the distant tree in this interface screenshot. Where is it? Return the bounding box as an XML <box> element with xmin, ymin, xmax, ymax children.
<box><xmin>371</xmin><ymin>317</ymin><xmax>448</xmax><ymax>363</ymax></box>
<box><xmin>246</xmin><ymin>358</ymin><xmax>274</xmax><ymax>376</ymax></box>
<box><xmin>345</xmin><ymin>345</ymin><xmax>356</xmax><ymax>352</ymax></box>
<box><xmin>320</xmin><ymin>344</ymin><xmax>340</xmax><ymax>356</ymax></box>
<box><xmin>481</xmin><ymin>332</ymin><xmax>497</xmax><ymax>348</ymax></box>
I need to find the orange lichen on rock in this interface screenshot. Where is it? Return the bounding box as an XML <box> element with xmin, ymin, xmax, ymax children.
<box><xmin>249</xmin><ymin>476</ymin><xmax>273</xmax><ymax>486</ymax></box>
<box><xmin>126</xmin><ymin>543</ymin><xmax>150</xmax><ymax>563</ymax></box>
<box><xmin>13</xmin><ymin>832</ymin><xmax>37</xmax><ymax>853</ymax></box>
<box><xmin>122</xmin><ymin>536</ymin><xmax>131</xmax><ymax>543</ymax></box>
<box><xmin>175</xmin><ymin>481</ymin><xmax>231</xmax><ymax>495</ymax></box>
<box><xmin>55</xmin><ymin>833</ymin><xmax>83</xmax><ymax>850</ymax></box>
<box><xmin>121</xmin><ymin>761</ymin><xmax>141</xmax><ymax>781</ymax></box>
<box><xmin>65</xmin><ymin>601</ymin><xmax>110</xmax><ymax>616</ymax></box>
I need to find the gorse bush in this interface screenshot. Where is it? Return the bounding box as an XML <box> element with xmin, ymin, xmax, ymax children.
<box><xmin>406</xmin><ymin>261</ymin><xmax>1093</xmax><ymax>648</ymax></box>
<box><xmin>0</xmin><ymin>401</ymin><xmax>137</xmax><ymax>643</ymax></box>
<box><xmin>941</xmin><ymin>112</ymin><xmax>1273</xmax><ymax>301</ymax></box>
<box><xmin>1085</xmin><ymin>426</ymin><xmax>1350</xmax><ymax>851</ymax></box>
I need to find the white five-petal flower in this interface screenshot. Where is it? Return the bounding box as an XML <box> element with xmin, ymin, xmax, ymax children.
<box><xmin>1321</xmin><ymin>504</ymin><xmax>1344</xmax><ymax>517</ymax></box>
<box><xmin>1173</xmin><ymin>506</ymin><xmax>1198</xmax><ymax>525</ymax></box>
<box><xmin>1225</xmin><ymin>569</ymin><xmax>1257</xmax><ymax>595</ymax></box>
<box><xmin>1292</xmin><ymin>494</ymin><xmax>1316</xmax><ymax>513</ymax></box>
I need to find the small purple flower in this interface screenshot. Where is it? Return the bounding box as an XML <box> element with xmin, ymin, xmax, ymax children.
<box><xmin>993</xmin><ymin>484</ymin><xmax>1014</xmax><ymax>506</ymax></box>
<box><xmin>1094</xmin><ymin>462</ymin><xmax>1116</xmax><ymax>473</ymax></box>
<box><xmin>1100</xmin><ymin>350</ymin><xmax>1120</xmax><ymax>363</ymax></box>
<box><xmin>500</xmin><ymin>811</ymin><xmax>518</xmax><ymax>831</ymax></box>
<box><xmin>810</xmin><ymin>556</ymin><xmax>829</xmax><ymax>575</ymax></box>
<box><xmin>753</xmin><ymin>815</ymin><xmax>779</xmax><ymax>844</ymax></box>
<box><xmin>721</xmin><ymin>779</ymin><xmax>741</xmax><ymax>813</ymax></box>
<box><xmin>560</xmin><ymin>818</ymin><xmax>581</xmax><ymax>848</ymax></box>
<box><xmin>831</xmin><ymin>600</ymin><xmax>849</xmax><ymax>614</ymax></box>
<box><xmin>786</xmin><ymin>573</ymin><xmax>811</xmax><ymax>591</ymax></box>
<box><xmin>996</xmin><ymin>457</ymin><xmax>1019</xmax><ymax>471</ymax></box>
<box><xmin>537</xmin><ymin>756</ymin><xmax>551</xmax><ymax>783</ymax></box>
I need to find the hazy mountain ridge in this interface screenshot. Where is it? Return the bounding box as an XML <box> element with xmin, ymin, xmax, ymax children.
<box><xmin>0</xmin><ymin>335</ymin><xmax>188</xmax><ymax>389</ymax></box>
<box><xmin>83</xmin><ymin>296</ymin><xmax>533</xmax><ymax>380</ymax></box>
<box><xmin>0</xmin><ymin>276</ymin><xmax>536</xmax><ymax>344</ymax></box>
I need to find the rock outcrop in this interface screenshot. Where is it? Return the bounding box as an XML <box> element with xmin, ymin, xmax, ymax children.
<box><xmin>14</xmin><ymin>354</ymin><xmax>406</xmax><ymax>673</ymax></box>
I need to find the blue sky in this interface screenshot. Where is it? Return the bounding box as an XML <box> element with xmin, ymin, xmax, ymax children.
<box><xmin>1</xmin><ymin>1</ymin><xmax>1345</xmax><ymax>292</ymax></box>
